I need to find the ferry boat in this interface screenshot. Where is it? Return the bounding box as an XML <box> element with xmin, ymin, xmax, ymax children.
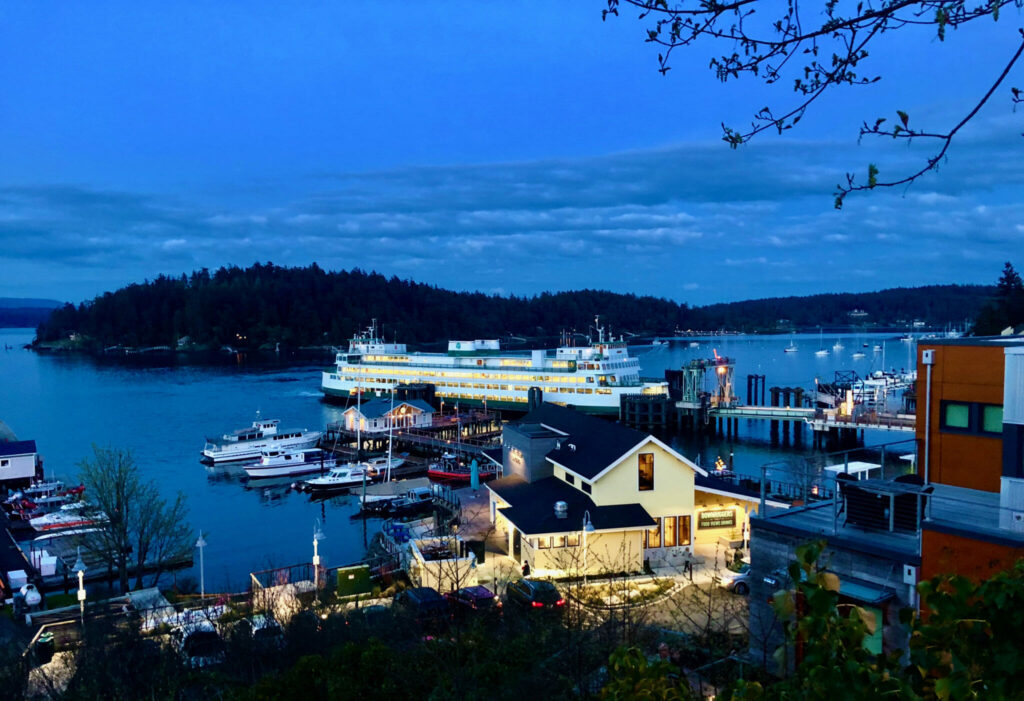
<box><xmin>201</xmin><ymin>415</ymin><xmax>321</xmax><ymax>464</ymax></box>
<box><xmin>243</xmin><ymin>449</ymin><xmax>336</xmax><ymax>480</ymax></box>
<box><xmin>320</xmin><ymin>318</ymin><xmax>668</xmax><ymax>415</ymax></box>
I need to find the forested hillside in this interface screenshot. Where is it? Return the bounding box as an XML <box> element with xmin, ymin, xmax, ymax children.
<box><xmin>33</xmin><ymin>264</ymin><xmax>996</xmax><ymax>349</ymax></box>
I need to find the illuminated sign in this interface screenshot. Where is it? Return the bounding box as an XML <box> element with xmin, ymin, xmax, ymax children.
<box><xmin>698</xmin><ymin>509</ymin><xmax>736</xmax><ymax>530</ymax></box>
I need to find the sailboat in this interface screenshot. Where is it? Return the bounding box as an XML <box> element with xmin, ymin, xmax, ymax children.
<box><xmin>783</xmin><ymin>334</ymin><xmax>798</xmax><ymax>353</ymax></box>
<box><xmin>814</xmin><ymin>328</ymin><xmax>829</xmax><ymax>357</ymax></box>
<box><xmin>832</xmin><ymin>338</ymin><xmax>844</xmax><ymax>351</ymax></box>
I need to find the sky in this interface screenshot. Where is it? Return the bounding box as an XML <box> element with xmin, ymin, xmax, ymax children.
<box><xmin>1</xmin><ymin>2</ymin><xmax>1023</xmax><ymax>305</ymax></box>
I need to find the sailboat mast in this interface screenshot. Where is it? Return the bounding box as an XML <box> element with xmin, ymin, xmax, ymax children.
<box><xmin>386</xmin><ymin>388</ymin><xmax>395</xmax><ymax>482</ymax></box>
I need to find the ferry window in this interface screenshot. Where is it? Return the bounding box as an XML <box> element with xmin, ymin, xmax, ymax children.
<box><xmin>646</xmin><ymin>518</ymin><xmax>661</xmax><ymax>548</ymax></box>
<box><xmin>638</xmin><ymin>453</ymin><xmax>654</xmax><ymax>491</ymax></box>
<box><xmin>678</xmin><ymin>516</ymin><xmax>691</xmax><ymax>546</ymax></box>
<box><xmin>564</xmin><ymin>473</ymin><xmax>575</xmax><ymax>485</ymax></box>
<box><xmin>581</xmin><ymin>482</ymin><xmax>592</xmax><ymax>494</ymax></box>
<box><xmin>942</xmin><ymin>402</ymin><xmax>970</xmax><ymax>430</ymax></box>
<box><xmin>982</xmin><ymin>405</ymin><xmax>1004</xmax><ymax>434</ymax></box>
<box><xmin>664</xmin><ymin>516</ymin><xmax>677</xmax><ymax>547</ymax></box>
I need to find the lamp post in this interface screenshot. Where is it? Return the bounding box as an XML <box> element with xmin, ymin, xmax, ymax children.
<box><xmin>72</xmin><ymin>547</ymin><xmax>86</xmax><ymax>628</ymax></box>
<box><xmin>195</xmin><ymin>531</ymin><xmax>207</xmax><ymax>601</ymax></box>
<box><xmin>313</xmin><ymin>520</ymin><xmax>325</xmax><ymax>588</ymax></box>
<box><xmin>582</xmin><ymin>510</ymin><xmax>595</xmax><ymax>586</ymax></box>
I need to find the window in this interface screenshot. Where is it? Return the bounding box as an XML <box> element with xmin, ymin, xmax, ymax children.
<box><xmin>982</xmin><ymin>405</ymin><xmax>1004</xmax><ymax>434</ymax></box>
<box><xmin>941</xmin><ymin>401</ymin><xmax>1004</xmax><ymax>436</ymax></box>
<box><xmin>664</xmin><ymin>516</ymin><xmax>677</xmax><ymax>547</ymax></box>
<box><xmin>564</xmin><ymin>473</ymin><xmax>575</xmax><ymax>485</ymax></box>
<box><xmin>581</xmin><ymin>482</ymin><xmax>592</xmax><ymax>494</ymax></box>
<box><xmin>638</xmin><ymin>453</ymin><xmax>654</xmax><ymax>491</ymax></box>
<box><xmin>678</xmin><ymin>516</ymin><xmax>691</xmax><ymax>546</ymax></box>
<box><xmin>537</xmin><ymin>537</ymin><xmax>550</xmax><ymax>550</ymax></box>
<box><xmin>0</xmin><ymin>459</ymin><xmax>7</xmax><ymax>467</ymax></box>
<box><xmin>566</xmin><ymin>533</ymin><xmax>580</xmax><ymax>547</ymax></box>
<box><xmin>942</xmin><ymin>402</ymin><xmax>970</xmax><ymax>430</ymax></box>
<box><xmin>645</xmin><ymin>518</ymin><xmax>661</xmax><ymax>549</ymax></box>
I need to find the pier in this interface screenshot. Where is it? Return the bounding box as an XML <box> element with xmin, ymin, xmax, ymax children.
<box><xmin>323</xmin><ymin>408</ymin><xmax>502</xmax><ymax>458</ymax></box>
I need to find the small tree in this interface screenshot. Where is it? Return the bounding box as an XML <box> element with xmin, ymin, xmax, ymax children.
<box><xmin>78</xmin><ymin>446</ymin><xmax>192</xmax><ymax>593</ymax></box>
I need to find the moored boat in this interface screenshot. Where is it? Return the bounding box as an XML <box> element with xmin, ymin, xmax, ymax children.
<box><xmin>302</xmin><ymin>462</ymin><xmax>373</xmax><ymax>492</ymax></box>
<box><xmin>427</xmin><ymin>453</ymin><xmax>498</xmax><ymax>484</ymax></box>
<box><xmin>243</xmin><ymin>449</ymin><xmax>337</xmax><ymax>480</ymax></box>
<box><xmin>30</xmin><ymin>502</ymin><xmax>107</xmax><ymax>533</ymax></box>
<box><xmin>201</xmin><ymin>415</ymin><xmax>321</xmax><ymax>464</ymax></box>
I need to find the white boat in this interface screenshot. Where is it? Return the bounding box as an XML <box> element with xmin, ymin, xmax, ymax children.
<box><xmin>651</xmin><ymin>339</ymin><xmax>668</xmax><ymax>347</ymax></box>
<box><xmin>689</xmin><ymin>341</ymin><xmax>699</xmax><ymax>348</ymax></box>
<box><xmin>872</xmin><ymin>345</ymin><xmax>882</xmax><ymax>353</ymax></box>
<box><xmin>30</xmin><ymin>502</ymin><xmax>107</xmax><ymax>533</ymax></box>
<box><xmin>201</xmin><ymin>415</ymin><xmax>321</xmax><ymax>464</ymax></box>
<box><xmin>814</xmin><ymin>329</ymin><xmax>828</xmax><ymax>356</ymax></box>
<box><xmin>814</xmin><ymin>349</ymin><xmax>829</xmax><ymax>357</ymax></box>
<box><xmin>365</xmin><ymin>454</ymin><xmax>406</xmax><ymax>472</ymax></box>
<box><xmin>243</xmin><ymin>449</ymin><xmax>337</xmax><ymax>480</ymax></box>
<box><xmin>320</xmin><ymin>318</ymin><xmax>668</xmax><ymax>415</ymax></box>
<box><xmin>303</xmin><ymin>463</ymin><xmax>373</xmax><ymax>492</ymax></box>
<box><xmin>832</xmin><ymin>340</ymin><xmax>844</xmax><ymax>351</ymax></box>
<box><xmin>852</xmin><ymin>351</ymin><xmax>866</xmax><ymax>360</ymax></box>
<box><xmin>784</xmin><ymin>342</ymin><xmax>798</xmax><ymax>353</ymax></box>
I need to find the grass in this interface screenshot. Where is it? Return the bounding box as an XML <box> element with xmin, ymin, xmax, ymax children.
<box><xmin>45</xmin><ymin>593</ymin><xmax>79</xmax><ymax>609</ymax></box>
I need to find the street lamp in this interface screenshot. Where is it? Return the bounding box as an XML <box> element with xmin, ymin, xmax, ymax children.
<box><xmin>72</xmin><ymin>547</ymin><xmax>86</xmax><ymax>628</ymax></box>
<box><xmin>313</xmin><ymin>519</ymin><xmax>326</xmax><ymax>588</ymax></box>
<box><xmin>195</xmin><ymin>531</ymin><xmax>207</xmax><ymax>601</ymax></box>
<box><xmin>582</xmin><ymin>510</ymin><xmax>595</xmax><ymax>586</ymax></box>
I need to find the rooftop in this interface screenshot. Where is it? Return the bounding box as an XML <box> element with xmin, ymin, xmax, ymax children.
<box><xmin>344</xmin><ymin>398</ymin><xmax>434</xmax><ymax>419</ymax></box>
<box><xmin>0</xmin><ymin>440</ymin><xmax>36</xmax><ymax>458</ymax></box>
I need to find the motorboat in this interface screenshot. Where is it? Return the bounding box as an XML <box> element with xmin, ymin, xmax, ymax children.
<box><xmin>427</xmin><ymin>453</ymin><xmax>498</xmax><ymax>484</ymax></box>
<box><xmin>243</xmin><ymin>449</ymin><xmax>336</xmax><ymax>480</ymax></box>
<box><xmin>30</xmin><ymin>502</ymin><xmax>107</xmax><ymax>533</ymax></box>
<box><xmin>783</xmin><ymin>343</ymin><xmax>798</xmax><ymax>353</ymax></box>
<box><xmin>201</xmin><ymin>414</ymin><xmax>321</xmax><ymax>464</ymax></box>
<box><xmin>852</xmin><ymin>351</ymin><xmax>866</xmax><ymax>360</ymax></box>
<box><xmin>814</xmin><ymin>349</ymin><xmax>829</xmax><ymax>357</ymax></box>
<box><xmin>360</xmin><ymin>485</ymin><xmax>435</xmax><ymax>517</ymax></box>
<box><xmin>364</xmin><ymin>454</ymin><xmax>406</xmax><ymax>473</ymax></box>
<box><xmin>302</xmin><ymin>462</ymin><xmax>373</xmax><ymax>492</ymax></box>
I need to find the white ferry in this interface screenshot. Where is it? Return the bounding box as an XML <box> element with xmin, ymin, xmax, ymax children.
<box><xmin>320</xmin><ymin>318</ymin><xmax>668</xmax><ymax>415</ymax></box>
<box><xmin>201</xmin><ymin>416</ymin><xmax>321</xmax><ymax>464</ymax></box>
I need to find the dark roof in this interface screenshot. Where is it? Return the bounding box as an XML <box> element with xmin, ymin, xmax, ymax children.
<box><xmin>519</xmin><ymin>403</ymin><xmax>648</xmax><ymax>480</ymax></box>
<box><xmin>695</xmin><ymin>473</ymin><xmax>762</xmax><ymax>502</ymax></box>
<box><xmin>346</xmin><ymin>398</ymin><xmax>434</xmax><ymax>420</ymax></box>
<box><xmin>489</xmin><ymin>475</ymin><xmax>655</xmax><ymax>536</ymax></box>
<box><xmin>0</xmin><ymin>440</ymin><xmax>36</xmax><ymax>457</ymax></box>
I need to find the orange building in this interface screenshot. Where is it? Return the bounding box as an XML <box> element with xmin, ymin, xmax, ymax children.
<box><xmin>915</xmin><ymin>338</ymin><xmax>1024</xmax><ymax>581</ymax></box>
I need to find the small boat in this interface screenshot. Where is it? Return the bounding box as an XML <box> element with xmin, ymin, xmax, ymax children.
<box><xmin>364</xmin><ymin>454</ymin><xmax>406</xmax><ymax>473</ymax></box>
<box><xmin>30</xmin><ymin>502</ymin><xmax>107</xmax><ymax>533</ymax></box>
<box><xmin>359</xmin><ymin>486</ymin><xmax>434</xmax><ymax>517</ymax></box>
<box><xmin>899</xmin><ymin>335</ymin><xmax>915</xmax><ymax>343</ymax></box>
<box><xmin>201</xmin><ymin>414</ymin><xmax>321</xmax><ymax>464</ymax></box>
<box><xmin>689</xmin><ymin>341</ymin><xmax>699</xmax><ymax>348</ymax></box>
<box><xmin>427</xmin><ymin>453</ymin><xmax>499</xmax><ymax>484</ymax></box>
<box><xmin>783</xmin><ymin>343</ymin><xmax>798</xmax><ymax>353</ymax></box>
<box><xmin>651</xmin><ymin>339</ymin><xmax>668</xmax><ymax>347</ymax></box>
<box><xmin>303</xmin><ymin>463</ymin><xmax>373</xmax><ymax>492</ymax></box>
<box><xmin>872</xmin><ymin>345</ymin><xmax>882</xmax><ymax>353</ymax></box>
<box><xmin>852</xmin><ymin>351</ymin><xmax>866</xmax><ymax>360</ymax></box>
<box><xmin>814</xmin><ymin>349</ymin><xmax>829</xmax><ymax>357</ymax></box>
<box><xmin>832</xmin><ymin>340</ymin><xmax>844</xmax><ymax>351</ymax></box>
<box><xmin>243</xmin><ymin>449</ymin><xmax>336</xmax><ymax>480</ymax></box>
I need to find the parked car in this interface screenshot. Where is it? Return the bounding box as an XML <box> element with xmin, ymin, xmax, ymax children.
<box><xmin>175</xmin><ymin>621</ymin><xmax>226</xmax><ymax>668</ymax></box>
<box><xmin>718</xmin><ymin>560</ymin><xmax>752</xmax><ymax>595</ymax></box>
<box><xmin>444</xmin><ymin>585</ymin><xmax>502</xmax><ymax>620</ymax></box>
<box><xmin>505</xmin><ymin>579</ymin><xmax>565</xmax><ymax>612</ymax></box>
<box><xmin>393</xmin><ymin>586</ymin><xmax>449</xmax><ymax>629</ymax></box>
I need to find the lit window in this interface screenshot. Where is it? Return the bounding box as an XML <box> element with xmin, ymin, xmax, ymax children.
<box><xmin>646</xmin><ymin>518</ymin><xmax>661</xmax><ymax>548</ymax></box>
<box><xmin>638</xmin><ymin>453</ymin><xmax>654</xmax><ymax>491</ymax></box>
<box><xmin>982</xmin><ymin>405</ymin><xmax>1004</xmax><ymax>434</ymax></box>
<box><xmin>664</xmin><ymin>516</ymin><xmax>677</xmax><ymax>547</ymax></box>
<box><xmin>678</xmin><ymin>516</ymin><xmax>691</xmax><ymax>546</ymax></box>
<box><xmin>942</xmin><ymin>403</ymin><xmax>970</xmax><ymax>430</ymax></box>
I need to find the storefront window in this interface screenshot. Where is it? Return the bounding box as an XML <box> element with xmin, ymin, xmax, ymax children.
<box><xmin>645</xmin><ymin>518</ymin><xmax>661</xmax><ymax>549</ymax></box>
<box><xmin>664</xmin><ymin>516</ymin><xmax>677</xmax><ymax>547</ymax></box>
<box><xmin>678</xmin><ymin>515</ymin><xmax>691</xmax><ymax>546</ymax></box>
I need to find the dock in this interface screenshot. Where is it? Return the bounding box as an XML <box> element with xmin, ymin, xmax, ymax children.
<box><xmin>323</xmin><ymin>408</ymin><xmax>502</xmax><ymax>458</ymax></box>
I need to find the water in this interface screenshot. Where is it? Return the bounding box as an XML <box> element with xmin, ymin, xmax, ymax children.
<box><xmin>0</xmin><ymin>328</ymin><xmax>915</xmax><ymax>590</ymax></box>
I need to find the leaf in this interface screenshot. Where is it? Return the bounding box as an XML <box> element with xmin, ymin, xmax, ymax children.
<box><xmin>868</xmin><ymin>163</ymin><xmax>879</xmax><ymax>188</ymax></box>
<box><xmin>820</xmin><ymin>572</ymin><xmax>841</xmax><ymax>593</ymax></box>
<box><xmin>897</xmin><ymin>110</ymin><xmax>909</xmax><ymax>128</ymax></box>
<box><xmin>856</xmin><ymin>605</ymin><xmax>877</xmax><ymax>634</ymax></box>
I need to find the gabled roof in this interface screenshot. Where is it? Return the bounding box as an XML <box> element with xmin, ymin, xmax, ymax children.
<box><xmin>0</xmin><ymin>440</ymin><xmax>36</xmax><ymax>458</ymax></box>
<box><xmin>488</xmin><ymin>475</ymin><xmax>655</xmax><ymax>536</ymax></box>
<box><xmin>519</xmin><ymin>403</ymin><xmax>648</xmax><ymax>480</ymax></box>
<box><xmin>344</xmin><ymin>398</ymin><xmax>434</xmax><ymax>420</ymax></box>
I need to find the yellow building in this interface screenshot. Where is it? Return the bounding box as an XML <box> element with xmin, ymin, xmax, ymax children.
<box><xmin>486</xmin><ymin>403</ymin><xmax>774</xmax><ymax>577</ymax></box>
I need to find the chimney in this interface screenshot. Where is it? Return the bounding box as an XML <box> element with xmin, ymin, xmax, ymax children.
<box><xmin>554</xmin><ymin>501</ymin><xmax>568</xmax><ymax>519</ymax></box>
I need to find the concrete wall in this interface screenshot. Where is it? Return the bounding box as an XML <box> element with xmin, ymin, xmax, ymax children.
<box><xmin>917</xmin><ymin>343</ymin><xmax>1004</xmax><ymax>492</ymax></box>
<box><xmin>749</xmin><ymin>522</ymin><xmax>914</xmax><ymax>670</ymax></box>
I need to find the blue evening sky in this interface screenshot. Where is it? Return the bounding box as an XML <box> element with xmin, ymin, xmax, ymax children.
<box><xmin>1</xmin><ymin>2</ymin><xmax>1022</xmax><ymax>304</ymax></box>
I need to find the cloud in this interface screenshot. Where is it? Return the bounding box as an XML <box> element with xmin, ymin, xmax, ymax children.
<box><xmin>3</xmin><ymin>129</ymin><xmax>1024</xmax><ymax>303</ymax></box>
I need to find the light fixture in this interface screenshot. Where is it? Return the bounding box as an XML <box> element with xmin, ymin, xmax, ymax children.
<box><xmin>73</xmin><ymin>546</ymin><xmax>86</xmax><ymax>627</ymax></box>
<box><xmin>195</xmin><ymin>531</ymin><xmax>207</xmax><ymax>600</ymax></box>
<box><xmin>313</xmin><ymin>519</ymin><xmax>326</xmax><ymax>587</ymax></box>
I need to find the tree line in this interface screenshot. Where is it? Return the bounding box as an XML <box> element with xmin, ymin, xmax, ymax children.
<box><xmin>33</xmin><ymin>263</ymin><xmax>998</xmax><ymax>349</ymax></box>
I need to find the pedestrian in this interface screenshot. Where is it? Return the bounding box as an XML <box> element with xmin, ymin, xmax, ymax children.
<box><xmin>522</xmin><ymin>562</ymin><xmax>531</xmax><ymax>578</ymax></box>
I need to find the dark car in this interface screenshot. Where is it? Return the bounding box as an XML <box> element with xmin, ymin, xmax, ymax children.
<box><xmin>445</xmin><ymin>585</ymin><xmax>502</xmax><ymax>620</ymax></box>
<box><xmin>505</xmin><ymin>579</ymin><xmax>565</xmax><ymax>612</ymax></box>
<box><xmin>393</xmin><ymin>586</ymin><xmax>449</xmax><ymax>628</ymax></box>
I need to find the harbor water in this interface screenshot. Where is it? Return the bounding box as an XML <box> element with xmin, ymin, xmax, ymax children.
<box><xmin>0</xmin><ymin>328</ymin><xmax>915</xmax><ymax>591</ymax></box>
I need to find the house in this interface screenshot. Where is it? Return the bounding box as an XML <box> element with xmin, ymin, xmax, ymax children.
<box><xmin>342</xmin><ymin>398</ymin><xmax>434</xmax><ymax>434</ymax></box>
<box><xmin>748</xmin><ymin>335</ymin><xmax>1024</xmax><ymax>666</ymax></box>
<box><xmin>486</xmin><ymin>403</ymin><xmax>777</xmax><ymax>577</ymax></box>
<box><xmin>0</xmin><ymin>439</ymin><xmax>41</xmax><ymax>486</ymax></box>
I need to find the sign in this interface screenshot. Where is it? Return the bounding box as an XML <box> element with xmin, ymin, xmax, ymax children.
<box><xmin>698</xmin><ymin>509</ymin><xmax>736</xmax><ymax>530</ymax></box>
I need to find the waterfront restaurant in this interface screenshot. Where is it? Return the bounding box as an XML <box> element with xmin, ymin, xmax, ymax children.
<box><xmin>485</xmin><ymin>403</ymin><xmax>775</xmax><ymax>577</ymax></box>
<box><xmin>342</xmin><ymin>398</ymin><xmax>435</xmax><ymax>434</ymax></box>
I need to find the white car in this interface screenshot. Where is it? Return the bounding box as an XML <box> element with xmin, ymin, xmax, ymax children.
<box><xmin>717</xmin><ymin>560</ymin><xmax>752</xmax><ymax>595</ymax></box>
